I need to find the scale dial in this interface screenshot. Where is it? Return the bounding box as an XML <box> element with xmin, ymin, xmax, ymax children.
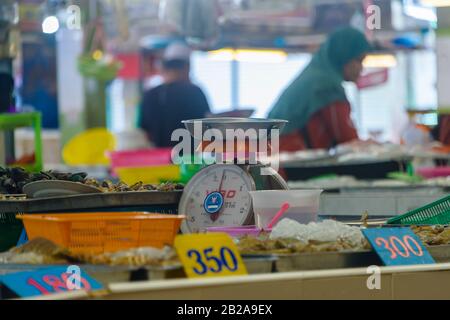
<box><xmin>179</xmin><ymin>164</ymin><xmax>256</xmax><ymax>234</ymax></box>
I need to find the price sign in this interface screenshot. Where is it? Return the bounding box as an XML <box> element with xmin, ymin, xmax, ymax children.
<box><xmin>0</xmin><ymin>266</ymin><xmax>103</xmax><ymax>298</ymax></box>
<box><xmin>362</xmin><ymin>228</ymin><xmax>435</xmax><ymax>266</ymax></box>
<box><xmin>174</xmin><ymin>233</ymin><xmax>248</xmax><ymax>278</ymax></box>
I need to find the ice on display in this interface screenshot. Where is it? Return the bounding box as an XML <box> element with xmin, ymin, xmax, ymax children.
<box><xmin>270</xmin><ymin>219</ymin><xmax>367</xmax><ymax>250</ymax></box>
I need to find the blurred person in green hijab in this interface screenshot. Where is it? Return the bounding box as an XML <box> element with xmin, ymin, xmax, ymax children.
<box><xmin>269</xmin><ymin>27</ymin><xmax>372</xmax><ymax>151</ymax></box>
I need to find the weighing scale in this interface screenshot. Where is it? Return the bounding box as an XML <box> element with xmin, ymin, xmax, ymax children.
<box><xmin>178</xmin><ymin>118</ymin><xmax>289</xmax><ymax>233</ymax></box>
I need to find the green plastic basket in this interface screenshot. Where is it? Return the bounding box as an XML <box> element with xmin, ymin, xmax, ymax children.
<box><xmin>0</xmin><ymin>213</ymin><xmax>24</xmax><ymax>252</ymax></box>
<box><xmin>387</xmin><ymin>195</ymin><xmax>450</xmax><ymax>225</ymax></box>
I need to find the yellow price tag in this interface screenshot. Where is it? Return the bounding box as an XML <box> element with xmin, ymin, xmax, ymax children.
<box><xmin>174</xmin><ymin>233</ymin><xmax>248</xmax><ymax>279</ymax></box>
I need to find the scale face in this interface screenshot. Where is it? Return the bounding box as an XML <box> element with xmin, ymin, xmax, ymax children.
<box><xmin>179</xmin><ymin>164</ymin><xmax>256</xmax><ymax>233</ymax></box>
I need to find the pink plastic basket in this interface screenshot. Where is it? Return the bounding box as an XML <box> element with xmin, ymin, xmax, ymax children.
<box><xmin>207</xmin><ymin>226</ymin><xmax>271</xmax><ymax>238</ymax></box>
<box><xmin>109</xmin><ymin>148</ymin><xmax>173</xmax><ymax>173</ymax></box>
<box><xmin>417</xmin><ymin>167</ymin><xmax>450</xmax><ymax>179</ymax></box>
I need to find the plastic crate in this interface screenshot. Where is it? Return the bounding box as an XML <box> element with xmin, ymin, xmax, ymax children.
<box><xmin>0</xmin><ymin>213</ymin><xmax>24</xmax><ymax>252</ymax></box>
<box><xmin>387</xmin><ymin>196</ymin><xmax>450</xmax><ymax>225</ymax></box>
<box><xmin>18</xmin><ymin>213</ymin><xmax>185</xmax><ymax>254</ymax></box>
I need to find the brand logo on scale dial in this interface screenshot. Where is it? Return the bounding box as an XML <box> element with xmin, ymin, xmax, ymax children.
<box><xmin>204</xmin><ymin>192</ymin><xmax>224</xmax><ymax>214</ymax></box>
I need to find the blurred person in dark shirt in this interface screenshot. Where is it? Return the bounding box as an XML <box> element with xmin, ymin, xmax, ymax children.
<box><xmin>139</xmin><ymin>42</ymin><xmax>210</xmax><ymax>148</ymax></box>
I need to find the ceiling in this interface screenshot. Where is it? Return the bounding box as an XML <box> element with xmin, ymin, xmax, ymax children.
<box><xmin>9</xmin><ymin>0</ymin><xmax>436</xmax><ymax>52</ymax></box>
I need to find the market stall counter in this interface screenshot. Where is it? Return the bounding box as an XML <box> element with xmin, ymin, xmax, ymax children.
<box><xmin>103</xmin><ymin>263</ymin><xmax>450</xmax><ymax>300</ymax></box>
<box><xmin>18</xmin><ymin>262</ymin><xmax>450</xmax><ymax>300</ymax></box>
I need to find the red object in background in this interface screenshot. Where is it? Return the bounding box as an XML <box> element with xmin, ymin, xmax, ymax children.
<box><xmin>115</xmin><ymin>51</ymin><xmax>163</xmax><ymax>81</ymax></box>
<box><xmin>357</xmin><ymin>69</ymin><xmax>389</xmax><ymax>90</ymax></box>
<box><xmin>115</xmin><ymin>53</ymin><xmax>141</xmax><ymax>80</ymax></box>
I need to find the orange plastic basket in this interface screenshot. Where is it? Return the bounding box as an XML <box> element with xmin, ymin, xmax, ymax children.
<box><xmin>18</xmin><ymin>213</ymin><xmax>185</xmax><ymax>254</ymax></box>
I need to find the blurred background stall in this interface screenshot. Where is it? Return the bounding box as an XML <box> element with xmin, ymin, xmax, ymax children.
<box><xmin>0</xmin><ymin>0</ymin><xmax>449</xmax><ymax>217</ymax></box>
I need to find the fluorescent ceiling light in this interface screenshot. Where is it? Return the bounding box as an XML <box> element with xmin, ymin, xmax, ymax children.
<box><xmin>405</xmin><ymin>6</ymin><xmax>437</xmax><ymax>21</ymax></box>
<box><xmin>363</xmin><ymin>54</ymin><xmax>398</xmax><ymax>68</ymax></box>
<box><xmin>404</xmin><ymin>0</ymin><xmax>437</xmax><ymax>21</ymax></box>
<box><xmin>42</xmin><ymin>16</ymin><xmax>60</xmax><ymax>34</ymax></box>
<box><xmin>421</xmin><ymin>0</ymin><xmax>450</xmax><ymax>7</ymax></box>
<box><xmin>208</xmin><ymin>49</ymin><xmax>287</xmax><ymax>63</ymax></box>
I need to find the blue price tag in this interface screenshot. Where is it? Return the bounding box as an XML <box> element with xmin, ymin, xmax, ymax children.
<box><xmin>0</xmin><ymin>266</ymin><xmax>103</xmax><ymax>298</ymax></box>
<box><xmin>362</xmin><ymin>227</ymin><xmax>435</xmax><ymax>266</ymax></box>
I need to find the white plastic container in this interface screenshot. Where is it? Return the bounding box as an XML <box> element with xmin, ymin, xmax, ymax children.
<box><xmin>249</xmin><ymin>190</ymin><xmax>323</xmax><ymax>229</ymax></box>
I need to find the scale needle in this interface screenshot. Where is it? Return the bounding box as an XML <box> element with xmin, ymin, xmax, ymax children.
<box><xmin>210</xmin><ymin>170</ymin><xmax>226</xmax><ymax>222</ymax></box>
